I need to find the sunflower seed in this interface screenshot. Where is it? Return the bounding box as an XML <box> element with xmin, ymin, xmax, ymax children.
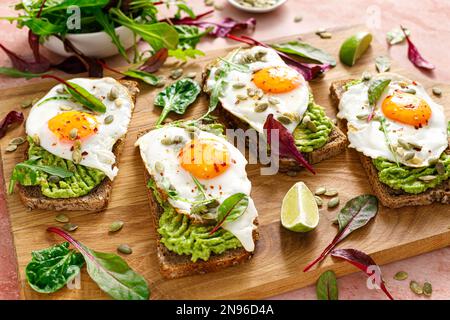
<box><xmin>268</xmin><ymin>96</ymin><xmax>280</xmax><ymax>105</ymax></box>
<box><xmin>48</xmin><ymin>175</ymin><xmax>60</xmax><ymax>184</ymax></box>
<box><xmin>435</xmin><ymin>161</ymin><xmax>446</xmax><ymax>175</ymax></box>
<box><xmin>327</xmin><ymin>197</ymin><xmax>340</xmax><ymax>208</ymax></box>
<box><xmin>324</xmin><ymin>189</ymin><xmax>338</xmax><ymax>197</ymax></box>
<box><xmin>155</xmin><ymin>161</ymin><xmax>164</xmax><ymax>173</ymax></box>
<box><xmin>232</xmin><ymin>83</ymin><xmax>246</xmax><ymax>89</ymax></box>
<box><xmin>63</xmin><ymin>223</ymin><xmax>78</xmax><ymax>232</ymax></box>
<box><xmin>170</xmin><ymin>68</ymin><xmax>183</xmax><ymax>80</ymax></box>
<box><xmin>5</xmin><ymin>144</ymin><xmax>17</xmax><ymax>152</ymax></box>
<box><xmin>107</xmin><ymin>87</ymin><xmax>119</xmax><ymax>101</ymax></box>
<box><xmin>55</xmin><ymin>214</ymin><xmax>69</xmax><ymax>223</ymax></box>
<box><xmin>393</xmin><ymin>271</ymin><xmax>408</xmax><ymax>281</ymax></box>
<box><xmin>314</xmin><ymin>196</ymin><xmax>323</xmax><ymax>207</ymax></box>
<box><xmin>59</xmin><ymin>105</ymin><xmax>73</xmax><ymax>111</ymax></box>
<box><xmin>254</xmin><ymin>101</ymin><xmax>269</xmax><ymax>112</ymax></box>
<box><xmin>277</xmin><ymin>115</ymin><xmax>292</xmax><ymax>125</ymax></box>
<box><xmin>306</xmin><ymin>121</ymin><xmax>318</xmax><ymax>132</ymax></box>
<box><xmin>403</xmin><ymin>151</ymin><xmax>415</xmax><ymax>161</ymax></box>
<box><xmin>69</xmin><ymin>128</ymin><xmax>78</xmax><ymax>140</ymax></box>
<box><xmin>423</xmin><ymin>282</ymin><xmax>432</xmax><ymax>297</ymax></box>
<box><xmin>294</xmin><ymin>15</ymin><xmax>303</xmax><ymax>23</ymax></box>
<box><xmin>315</xmin><ymin>187</ymin><xmax>326</xmax><ymax>195</ymax></box>
<box><xmin>109</xmin><ymin>221</ymin><xmax>124</xmax><ymax>233</ymax></box>
<box><xmin>32</xmin><ymin>134</ymin><xmax>40</xmax><ymax>146</ymax></box>
<box><xmin>410</xmin><ymin>281</ymin><xmax>423</xmax><ymax>295</ymax></box>
<box><xmin>186</xmin><ymin>72</ymin><xmax>197</xmax><ymax>79</ymax></box>
<box><xmin>286</xmin><ymin>170</ymin><xmax>298</xmax><ymax>177</ymax></box>
<box><xmin>72</xmin><ymin>149</ymin><xmax>82</xmax><ymax>164</ymax></box>
<box><xmin>117</xmin><ymin>244</ymin><xmax>132</xmax><ymax>254</ymax></box>
<box><xmin>432</xmin><ymin>87</ymin><xmax>442</xmax><ymax>96</ymax></box>
<box><xmin>418</xmin><ymin>175</ymin><xmax>436</xmax><ymax>182</ymax></box>
<box><xmin>104</xmin><ymin>115</ymin><xmax>114</xmax><ymax>124</ymax></box>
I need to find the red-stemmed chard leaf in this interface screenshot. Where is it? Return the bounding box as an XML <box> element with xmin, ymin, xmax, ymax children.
<box><xmin>401</xmin><ymin>26</ymin><xmax>435</xmax><ymax>70</ymax></box>
<box><xmin>209</xmin><ymin>193</ymin><xmax>249</xmax><ymax>235</ymax></box>
<box><xmin>52</xmin><ymin>56</ymin><xmax>87</xmax><ymax>74</ymax></box>
<box><xmin>331</xmin><ymin>248</ymin><xmax>394</xmax><ymax>300</ymax></box>
<box><xmin>226</xmin><ymin>34</ymin><xmax>331</xmax><ymax>81</ymax></box>
<box><xmin>263</xmin><ymin>114</ymin><xmax>315</xmax><ymax>174</ymax></box>
<box><xmin>28</xmin><ymin>0</ymin><xmax>47</xmax><ymax>63</ymax></box>
<box><xmin>303</xmin><ymin>195</ymin><xmax>378</xmax><ymax>272</ymax></box>
<box><xmin>0</xmin><ymin>43</ymin><xmax>50</xmax><ymax>73</ymax></box>
<box><xmin>0</xmin><ymin>111</ymin><xmax>24</xmax><ymax>139</ymax></box>
<box><xmin>58</xmin><ymin>36</ymin><xmax>103</xmax><ymax>77</ymax></box>
<box><xmin>139</xmin><ymin>48</ymin><xmax>168</xmax><ymax>73</ymax></box>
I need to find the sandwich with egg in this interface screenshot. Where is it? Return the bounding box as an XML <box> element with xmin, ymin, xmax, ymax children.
<box><xmin>135</xmin><ymin>120</ymin><xmax>259</xmax><ymax>278</ymax></box>
<box><xmin>203</xmin><ymin>46</ymin><xmax>348</xmax><ymax>172</ymax></box>
<box><xmin>9</xmin><ymin>78</ymin><xmax>139</xmax><ymax>211</ymax></box>
<box><xmin>330</xmin><ymin>72</ymin><xmax>450</xmax><ymax>208</ymax></box>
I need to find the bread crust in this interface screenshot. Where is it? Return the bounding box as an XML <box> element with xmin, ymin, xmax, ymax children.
<box><xmin>329</xmin><ymin>80</ymin><xmax>450</xmax><ymax>208</ymax></box>
<box><xmin>17</xmin><ymin>79</ymin><xmax>140</xmax><ymax>212</ymax></box>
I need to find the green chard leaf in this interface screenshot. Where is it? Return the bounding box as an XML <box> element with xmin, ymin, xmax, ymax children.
<box><xmin>26</xmin><ymin>242</ymin><xmax>85</xmax><ymax>293</ymax></box>
<box><xmin>66</xmin><ymin>81</ymin><xmax>107</xmax><ymax>113</ymax></box>
<box><xmin>169</xmin><ymin>48</ymin><xmax>205</xmax><ymax>61</ymax></box>
<box><xmin>368</xmin><ymin>79</ymin><xmax>391</xmax><ymax>106</ymax></box>
<box><xmin>272</xmin><ymin>41</ymin><xmax>336</xmax><ymax>66</ymax></box>
<box><xmin>154</xmin><ymin>78</ymin><xmax>201</xmax><ymax>125</ymax></box>
<box><xmin>0</xmin><ymin>67</ymin><xmax>48</xmax><ymax>79</ymax></box>
<box><xmin>210</xmin><ymin>193</ymin><xmax>249</xmax><ymax>234</ymax></box>
<box><xmin>316</xmin><ymin>270</ymin><xmax>339</xmax><ymax>300</ymax></box>
<box><xmin>336</xmin><ymin>194</ymin><xmax>378</xmax><ymax>236</ymax></box>
<box><xmin>123</xmin><ymin>69</ymin><xmax>159</xmax><ymax>86</ymax></box>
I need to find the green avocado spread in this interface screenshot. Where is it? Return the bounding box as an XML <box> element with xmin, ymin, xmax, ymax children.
<box><xmin>293</xmin><ymin>96</ymin><xmax>333</xmax><ymax>153</ymax></box>
<box><xmin>373</xmin><ymin>154</ymin><xmax>450</xmax><ymax>194</ymax></box>
<box><xmin>147</xmin><ymin>179</ymin><xmax>242</xmax><ymax>262</ymax></box>
<box><xmin>18</xmin><ymin>137</ymin><xmax>106</xmax><ymax>198</ymax></box>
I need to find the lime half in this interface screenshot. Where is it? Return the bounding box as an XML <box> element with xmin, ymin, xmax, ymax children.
<box><xmin>339</xmin><ymin>32</ymin><xmax>373</xmax><ymax>66</ymax></box>
<box><xmin>281</xmin><ymin>182</ymin><xmax>319</xmax><ymax>232</ymax></box>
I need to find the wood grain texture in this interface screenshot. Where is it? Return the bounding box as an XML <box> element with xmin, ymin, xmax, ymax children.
<box><xmin>0</xmin><ymin>25</ymin><xmax>449</xmax><ymax>300</ymax></box>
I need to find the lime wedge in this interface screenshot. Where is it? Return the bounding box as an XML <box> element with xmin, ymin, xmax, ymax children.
<box><xmin>339</xmin><ymin>32</ymin><xmax>373</xmax><ymax>66</ymax></box>
<box><xmin>281</xmin><ymin>182</ymin><xmax>319</xmax><ymax>232</ymax></box>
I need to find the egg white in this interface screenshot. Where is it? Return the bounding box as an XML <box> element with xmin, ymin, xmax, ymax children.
<box><xmin>135</xmin><ymin>126</ymin><xmax>258</xmax><ymax>252</ymax></box>
<box><xmin>26</xmin><ymin>77</ymin><xmax>134</xmax><ymax>180</ymax></box>
<box><xmin>338</xmin><ymin>73</ymin><xmax>448</xmax><ymax>167</ymax></box>
<box><xmin>206</xmin><ymin>46</ymin><xmax>310</xmax><ymax>134</ymax></box>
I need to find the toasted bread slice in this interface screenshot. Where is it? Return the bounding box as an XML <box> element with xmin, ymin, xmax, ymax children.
<box><xmin>138</xmin><ymin>130</ymin><xmax>258</xmax><ymax>279</ymax></box>
<box><xmin>202</xmin><ymin>57</ymin><xmax>348</xmax><ymax>173</ymax></box>
<box><xmin>330</xmin><ymin>80</ymin><xmax>450</xmax><ymax>208</ymax></box>
<box><xmin>17</xmin><ymin>79</ymin><xmax>140</xmax><ymax>212</ymax></box>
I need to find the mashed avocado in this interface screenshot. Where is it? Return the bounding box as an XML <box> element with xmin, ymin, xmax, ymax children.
<box><xmin>20</xmin><ymin>137</ymin><xmax>105</xmax><ymax>198</ymax></box>
<box><xmin>293</xmin><ymin>97</ymin><xmax>333</xmax><ymax>153</ymax></box>
<box><xmin>147</xmin><ymin>179</ymin><xmax>242</xmax><ymax>262</ymax></box>
<box><xmin>373</xmin><ymin>154</ymin><xmax>450</xmax><ymax>194</ymax></box>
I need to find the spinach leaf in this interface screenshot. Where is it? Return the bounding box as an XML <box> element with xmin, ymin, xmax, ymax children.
<box><xmin>0</xmin><ymin>67</ymin><xmax>48</xmax><ymax>79</ymax></box>
<box><xmin>154</xmin><ymin>78</ymin><xmax>201</xmax><ymax>125</ymax></box>
<box><xmin>316</xmin><ymin>270</ymin><xmax>338</xmax><ymax>300</ymax></box>
<box><xmin>95</xmin><ymin>9</ymin><xmax>128</xmax><ymax>62</ymax></box>
<box><xmin>26</xmin><ymin>242</ymin><xmax>84</xmax><ymax>293</ymax></box>
<box><xmin>66</xmin><ymin>81</ymin><xmax>107</xmax><ymax>113</ymax></box>
<box><xmin>209</xmin><ymin>193</ymin><xmax>249</xmax><ymax>235</ymax></box>
<box><xmin>123</xmin><ymin>69</ymin><xmax>159</xmax><ymax>86</ymax></box>
<box><xmin>47</xmin><ymin>227</ymin><xmax>150</xmax><ymax>300</ymax></box>
<box><xmin>169</xmin><ymin>48</ymin><xmax>205</xmax><ymax>61</ymax></box>
<box><xmin>272</xmin><ymin>41</ymin><xmax>336</xmax><ymax>66</ymax></box>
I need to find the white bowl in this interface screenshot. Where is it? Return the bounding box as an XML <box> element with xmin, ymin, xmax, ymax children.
<box><xmin>228</xmin><ymin>0</ymin><xmax>287</xmax><ymax>13</ymax></box>
<box><xmin>43</xmin><ymin>25</ymin><xmax>138</xmax><ymax>59</ymax></box>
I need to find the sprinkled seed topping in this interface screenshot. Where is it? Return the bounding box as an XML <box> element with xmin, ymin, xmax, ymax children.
<box><xmin>435</xmin><ymin>161</ymin><xmax>445</xmax><ymax>175</ymax></box>
<box><xmin>393</xmin><ymin>271</ymin><xmax>408</xmax><ymax>281</ymax></box>
<box><xmin>5</xmin><ymin>144</ymin><xmax>17</xmax><ymax>152</ymax></box>
<box><xmin>356</xmin><ymin>113</ymin><xmax>369</xmax><ymax>120</ymax></box>
<box><xmin>59</xmin><ymin>105</ymin><xmax>73</xmax><ymax>111</ymax></box>
<box><xmin>324</xmin><ymin>189</ymin><xmax>338</xmax><ymax>197</ymax></box>
<box><xmin>276</xmin><ymin>115</ymin><xmax>292</xmax><ymax>125</ymax></box>
<box><xmin>155</xmin><ymin>161</ymin><xmax>164</xmax><ymax>173</ymax></box>
<box><xmin>418</xmin><ymin>175</ymin><xmax>436</xmax><ymax>182</ymax></box>
<box><xmin>423</xmin><ymin>282</ymin><xmax>432</xmax><ymax>297</ymax></box>
<box><xmin>69</xmin><ymin>128</ymin><xmax>78</xmax><ymax>140</ymax></box>
<box><xmin>63</xmin><ymin>223</ymin><xmax>78</xmax><ymax>232</ymax></box>
<box><xmin>48</xmin><ymin>175</ymin><xmax>61</xmax><ymax>184</ymax></box>
<box><xmin>55</xmin><ymin>214</ymin><xmax>69</xmax><ymax>223</ymax></box>
<box><xmin>254</xmin><ymin>101</ymin><xmax>269</xmax><ymax>112</ymax></box>
<box><xmin>432</xmin><ymin>87</ymin><xmax>442</xmax><ymax>96</ymax></box>
<box><xmin>107</xmin><ymin>87</ymin><xmax>119</xmax><ymax>101</ymax></box>
<box><xmin>232</xmin><ymin>83</ymin><xmax>246</xmax><ymax>89</ymax></box>
<box><xmin>409</xmin><ymin>281</ymin><xmax>423</xmax><ymax>295</ymax></box>
<box><xmin>117</xmin><ymin>244</ymin><xmax>132</xmax><ymax>254</ymax></box>
<box><xmin>9</xmin><ymin>137</ymin><xmax>25</xmax><ymax>146</ymax></box>
<box><xmin>294</xmin><ymin>15</ymin><xmax>303</xmax><ymax>23</ymax></box>
<box><xmin>115</xmin><ymin>99</ymin><xmax>124</xmax><ymax>107</ymax></box>
<box><xmin>306</xmin><ymin>121</ymin><xmax>318</xmax><ymax>133</ymax></box>
<box><xmin>104</xmin><ymin>115</ymin><xmax>114</xmax><ymax>124</ymax></box>
<box><xmin>32</xmin><ymin>134</ymin><xmax>40</xmax><ymax>146</ymax></box>
<box><xmin>109</xmin><ymin>221</ymin><xmax>124</xmax><ymax>233</ymax></box>
<box><xmin>237</xmin><ymin>94</ymin><xmax>248</xmax><ymax>101</ymax></box>
<box><xmin>314</xmin><ymin>187</ymin><xmax>326</xmax><ymax>195</ymax></box>
<box><xmin>268</xmin><ymin>96</ymin><xmax>280</xmax><ymax>105</ymax></box>
<box><xmin>318</xmin><ymin>32</ymin><xmax>332</xmax><ymax>39</ymax></box>
<box><xmin>72</xmin><ymin>149</ymin><xmax>82</xmax><ymax>164</ymax></box>
<box><xmin>314</xmin><ymin>196</ymin><xmax>323</xmax><ymax>207</ymax></box>
<box><xmin>327</xmin><ymin>196</ymin><xmax>340</xmax><ymax>208</ymax></box>
<box><xmin>247</xmin><ymin>87</ymin><xmax>256</xmax><ymax>97</ymax></box>
<box><xmin>170</xmin><ymin>68</ymin><xmax>183</xmax><ymax>80</ymax></box>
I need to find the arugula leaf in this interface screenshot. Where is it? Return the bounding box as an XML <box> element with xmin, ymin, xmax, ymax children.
<box><xmin>0</xmin><ymin>67</ymin><xmax>47</xmax><ymax>79</ymax></box>
<box><xmin>26</xmin><ymin>242</ymin><xmax>84</xmax><ymax>293</ymax></box>
<box><xmin>66</xmin><ymin>81</ymin><xmax>107</xmax><ymax>113</ymax></box>
<box><xmin>40</xmin><ymin>0</ymin><xmax>110</xmax><ymax>14</ymax></box>
<box><xmin>95</xmin><ymin>9</ymin><xmax>129</xmax><ymax>62</ymax></box>
<box><xmin>47</xmin><ymin>227</ymin><xmax>150</xmax><ymax>300</ymax></box>
<box><xmin>15</xmin><ymin>162</ymin><xmax>74</xmax><ymax>178</ymax></box>
<box><xmin>272</xmin><ymin>41</ymin><xmax>336</xmax><ymax>67</ymax></box>
<box><xmin>209</xmin><ymin>193</ymin><xmax>249</xmax><ymax>235</ymax></box>
<box><xmin>21</xmin><ymin>18</ymin><xmax>66</xmax><ymax>36</ymax></box>
<box><xmin>154</xmin><ymin>78</ymin><xmax>201</xmax><ymax>125</ymax></box>
<box><xmin>376</xmin><ymin>117</ymin><xmax>400</xmax><ymax>166</ymax></box>
<box><xmin>123</xmin><ymin>69</ymin><xmax>159</xmax><ymax>86</ymax></box>
<box><xmin>174</xmin><ymin>3</ymin><xmax>196</xmax><ymax>19</ymax></box>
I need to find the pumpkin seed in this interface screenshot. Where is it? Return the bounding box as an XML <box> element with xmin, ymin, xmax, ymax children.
<box><xmin>324</xmin><ymin>189</ymin><xmax>338</xmax><ymax>197</ymax></box>
<box><xmin>5</xmin><ymin>144</ymin><xmax>17</xmax><ymax>152</ymax></box>
<box><xmin>255</xmin><ymin>89</ymin><xmax>264</xmax><ymax>99</ymax></box>
<box><xmin>204</xmin><ymin>0</ymin><xmax>214</xmax><ymax>6</ymax></box>
<box><xmin>237</xmin><ymin>94</ymin><xmax>248</xmax><ymax>101</ymax></box>
<box><xmin>393</xmin><ymin>271</ymin><xmax>408</xmax><ymax>281</ymax></box>
<box><xmin>170</xmin><ymin>68</ymin><xmax>183</xmax><ymax>80</ymax></box>
<box><xmin>362</xmin><ymin>71</ymin><xmax>372</xmax><ymax>81</ymax></box>
<box><xmin>107</xmin><ymin>87</ymin><xmax>119</xmax><ymax>101</ymax></box>
<box><xmin>407</xmin><ymin>141</ymin><xmax>422</xmax><ymax>150</ymax></box>
<box><xmin>104</xmin><ymin>115</ymin><xmax>114</xmax><ymax>124</ymax></box>
<box><xmin>432</xmin><ymin>87</ymin><xmax>442</xmax><ymax>96</ymax></box>
<box><xmin>115</xmin><ymin>99</ymin><xmax>124</xmax><ymax>107</ymax></box>
<box><xmin>397</xmin><ymin>138</ymin><xmax>412</xmax><ymax>150</ymax></box>
<box><xmin>160</xmin><ymin>137</ymin><xmax>174</xmax><ymax>145</ymax></box>
<box><xmin>55</xmin><ymin>214</ymin><xmax>69</xmax><ymax>223</ymax></box>
<box><xmin>155</xmin><ymin>161</ymin><xmax>164</xmax><ymax>173</ymax></box>
<box><xmin>9</xmin><ymin>137</ymin><xmax>26</xmax><ymax>146</ymax></box>
<box><xmin>403</xmin><ymin>87</ymin><xmax>416</xmax><ymax>94</ymax></box>
<box><xmin>314</xmin><ymin>195</ymin><xmax>323</xmax><ymax>207</ymax></box>
<box><xmin>247</xmin><ymin>88</ymin><xmax>256</xmax><ymax>97</ymax></box>
<box><xmin>232</xmin><ymin>82</ymin><xmax>246</xmax><ymax>89</ymax></box>
<box><xmin>402</xmin><ymin>151</ymin><xmax>415</xmax><ymax>161</ymax></box>
<box><xmin>327</xmin><ymin>196</ymin><xmax>340</xmax><ymax>208</ymax></box>
<box><xmin>435</xmin><ymin>161</ymin><xmax>445</xmax><ymax>175</ymax></box>
<box><xmin>315</xmin><ymin>187</ymin><xmax>326</xmax><ymax>195</ymax></box>
<box><xmin>214</xmin><ymin>3</ymin><xmax>224</xmax><ymax>10</ymax></box>
<box><xmin>409</xmin><ymin>155</ymin><xmax>423</xmax><ymax>165</ymax></box>
<box><xmin>21</xmin><ymin>100</ymin><xmax>33</xmax><ymax>108</ymax></box>
<box><xmin>72</xmin><ymin>149</ymin><xmax>82</xmax><ymax>164</ymax></box>
<box><xmin>410</xmin><ymin>281</ymin><xmax>423</xmax><ymax>295</ymax></box>
<box><xmin>319</xmin><ymin>32</ymin><xmax>332</xmax><ymax>39</ymax></box>
<box><xmin>302</xmin><ymin>115</ymin><xmax>312</xmax><ymax>125</ymax></box>
<box><xmin>268</xmin><ymin>96</ymin><xmax>280</xmax><ymax>105</ymax></box>
<box><xmin>56</xmin><ymin>86</ymin><xmax>65</xmax><ymax>94</ymax></box>
<box><xmin>63</xmin><ymin>223</ymin><xmax>78</xmax><ymax>232</ymax></box>
<box><xmin>155</xmin><ymin>79</ymin><xmax>166</xmax><ymax>88</ymax></box>
<box><xmin>356</xmin><ymin>113</ymin><xmax>369</xmax><ymax>120</ymax></box>
<box><xmin>294</xmin><ymin>15</ymin><xmax>303</xmax><ymax>23</ymax></box>
<box><xmin>277</xmin><ymin>115</ymin><xmax>292</xmax><ymax>125</ymax></box>
<box><xmin>254</xmin><ymin>101</ymin><xmax>269</xmax><ymax>112</ymax></box>
<box><xmin>69</xmin><ymin>128</ymin><xmax>78</xmax><ymax>140</ymax></box>
<box><xmin>423</xmin><ymin>282</ymin><xmax>432</xmax><ymax>297</ymax></box>
<box><xmin>418</xmin><ymin>175</ymin><xmax>436</xmax><ymax>182</ymax></box>
<box><xmin>186</xmin><ymin>72</ymin><xmax>197</xmax><ymax>79</ymax></box>
<box><xmin>32</xmin><ymin>134</ymin><xmax>40</xmax><ymax>146</ymax></box>
<box><xmin>48</xmin><ymin>175</ymin><xmax>60</xmax><ymax>184</ymax></box>
<box><xmin>59</xmin><ymin>105</ymin><xmax>73</xmax><ymax>111</ymax></box>
<box><xmin>73</xmin><ymin>140</ymin><xmax>81</xmax><ymax>150</ymax></box>
<box><xmin>315</xmin><ymin>28</ymin><xmax>327</xmax><ymax>35</ymax></box>
<box><xmin>109</xmin><ymin>220</ymin><xmax>124</xmax><ymax>233</ymax></box>
<box><xmin>286</xmin><ymin>170</ymin><xmax>298</xmax><ymax>177</ymax></box>
<box><xmin>117</xmin><ymin>244</ymin><xmax>132</xmax><ymax>254</ymax></box>
<box><xmin>306</xmin><ymin>121</ymin><xmax>318</xmax><ymax>132</ymax></box>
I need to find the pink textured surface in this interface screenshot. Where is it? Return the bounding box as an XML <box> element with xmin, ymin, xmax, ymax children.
<box><xmin>0</xmin><ymin>0</ymin><xmax>449</xmax><ymax>300</ymax></box>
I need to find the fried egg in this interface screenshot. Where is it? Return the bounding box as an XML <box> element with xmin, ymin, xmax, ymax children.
<box><xmin>205</xmin><ymin>46</ymin><xmax>310</xmax><ymax>134</ymax></box>
<box><xmin>135</xmin><ymin>125</ymin><xmax>258</xmax><ymax>251</ymax></box>
<box><xmin>338</xmin><ymin>73</ymin><xmax>448</xmax><ymax>167</ymax></box>
<box><xmin>26</xmin><ymin>78</ymin><xmax>134</xmax><ymax>179</ymax></box>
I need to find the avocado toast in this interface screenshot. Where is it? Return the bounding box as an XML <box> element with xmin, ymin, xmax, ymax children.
<box><xmin>136</xmin><ymin>120</ymin><xmax>259</xmax><ymax>279</ymax></box>
<box><xmin>10</xmin><ymin>78</ymin><xmax>139</xmax><ymax>212</ymax></box>
<box><xmin>330</xmin><ymin>73</ymin><xmax>450</xmax><ymax>208</ymax></box>
<box><xmin>202</xmin><ymin>46</ymin><xmax>347</xmax><ymax>172</ymax></box>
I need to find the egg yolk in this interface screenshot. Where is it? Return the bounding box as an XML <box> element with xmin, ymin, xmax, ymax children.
<box><xmin>48</xmin><ymin>111</ymin><xmax>98</xmax><ymax>141</ymax></box>
<box><xmin>252</xmin><ymin>66</ymin><xmax>301</xmax><ymax>94</ymax></box>
<box><xmin>381</xmin><ymin>91</ymin><xmax>432</xmax><ymax>128</ymax></box>
<box><xmin>179</xmin><ymin>139</ymin><xmax>230</xmax><ymax>179</ymax></box>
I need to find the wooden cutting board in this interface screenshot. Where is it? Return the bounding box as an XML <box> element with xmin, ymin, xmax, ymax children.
<box><xmin>1</xmin><ymin>25</ymin><xmax>449</xmax><ymax>300</ymax></box>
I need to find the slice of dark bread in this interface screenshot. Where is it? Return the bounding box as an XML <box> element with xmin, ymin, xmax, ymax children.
<box><xmin>202</xmin><ymin>57</ymin><xmax>348</xmax><ymax>173</ymax></box>
<box><xmin>17</xmin><ymin>79</ymin><xmax>140</xmax><ymax>212</ymax></box>
<box><xmin>138</xmin><ymin>130</ymin><xmax>259</xmax><ymax>279</ymax></box>
<box><xmin>330</xmin><ymin>80</ymin><xmax>450</xmax><ymax>208</ymax></box>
